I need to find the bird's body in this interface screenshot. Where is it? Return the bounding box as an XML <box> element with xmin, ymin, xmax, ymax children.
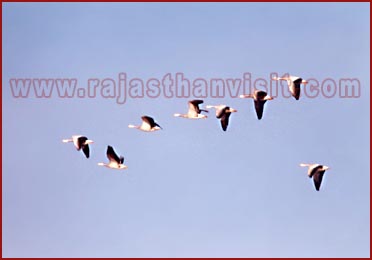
<box><xmin>174</xmin><ymin>100</ymin><xmax>208</xmax><ymax>119</ymax></box>
<box><xmin>272</xmin><ymin>75</ymin><xmax>308</xmax><ymax>100</ymax></box>
<box><xmin>62</xmin><ymin>135</ymin><xmax>94</xmax><ymax>158</ymax></box>
<box><xmin>128</xmin><ymin>116</ymin><xmax>162</xmax><ymax>132</ymax></box>
<box><xmin>300</xmin><ymin>163</ymin><xmax>330</xmax><ymax>191</ymax></box>
<box><xmin>206</xmin><ymin>105</ymin><xmax>238</xmax><ymax>131</ymax></box>
<box><xmin>240</xmin><ymin>90</ymin><xmax>273</xmax><ymax>120</ymax></box>
<box><xmin>98</xmin><ymin>145</ymin><xmax>128</xmax><ymax>170</ymax></box>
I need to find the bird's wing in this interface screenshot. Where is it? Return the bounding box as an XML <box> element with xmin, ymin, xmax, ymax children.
<box><xmin>220</xmin><ymin>113</ymin><xmax>231</xmax><ymax>131</ymax></box>
<box><xmin>293</xmin><ymin>78</ymin><xmax>302</xmax><ymax>85</ymax></box>
<box><xmin>119</xmin><ymin>156</ymin><xmax>124</xmax><ymax>164</ymax></box>
<box><xmin>77</xmin><ymin>136</ymin><xmax>88</xmax><ymax>150</ymax></box>
<box><xmin>254</xmin><ymin>100</ymin><xmax>266</xmax><ymax>120</ymax></box>
<box><xmin>308</xmin><ymin>164</ymin><xmax>322</xmax><ymax>177</ymax></box>
<box><xmin>256</xmin><ymin>90</ymin><xmax>267</xmax><ymax>100</ymax></box>
<box><xmin>216</xmin><ymin>106</ymin><xmax>226</xmax><ymax>119</ymax></box>
<box><xmin>292</xmin><ymin>78</ymin><xmax>302</xmax><ymax>100</ymax></box>
<box><xmin>188</xmin><ymin>100</ymin><xmax>201</xmax><ymax>114</ymax></box>
<box><xmin>313</xmin><ymin>170</ymin><xmax>325</xmax><ymax>191</ymax></box>
<box><xmin>141</xmin><ymin>116</ymin><xmax>156</xmax><ymax>128</ymax></box>
<box><xmin>189</xmin><ymin>99</ymin><xmax>204</xmax><ymax>106</ymax></box>
<box><xmin>82</xmin><ymin>144</ymin><xmax>90</xmax><ymax>158</ymax></box>
<box><xmin>290</xmin><ymin>76</ymin><xmax>301</xmax><ymax>82</ymax></box>
<box><xmin>107</xmin><ymin>145</ymin><xmax>121</xmax><ymax>163</ymax></box>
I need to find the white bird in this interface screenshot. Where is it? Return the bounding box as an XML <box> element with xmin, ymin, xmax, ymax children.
<box><xmin>240</xmin><ymin>90</ymin><xmax>273</xmax><ymax>120</ymax></box>
<box><xmin>174</xmin><ymin>100</ymin><xmax>208</xmax><ymax>119</ymax></box>
<box><xmin>62</xmin><ymin>135</ymin><xmax>94</xmax><ymax>158</ymax></box>
<box><xmin>98</xmin><ymin>145</ymin><xmax>128</xmax><ymax>170</ymax></box>
<box><xmin>272</xmin><ymin>75</ymin><xmax>308</xmax><ymax>100</ymax></box>
<box><xmin>206</xmin><ymin>105</ymin><xmax>238</xmax><ymax>131</ymax></box>
<box><xmin>300</xmin><ymin>163</ymin><xmax>330</xmax><ymax>191</ymax></box>
<box><xmin>128</xmin><ymin>116</ymin><xmax>162</xmax><ymax>132</ymax></box>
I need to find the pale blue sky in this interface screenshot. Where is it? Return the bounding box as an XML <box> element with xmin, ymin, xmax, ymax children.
<box><xmin>2</xmin><ymin>3</ymin><xmax>370</xmax><ymax>257</ymax></box>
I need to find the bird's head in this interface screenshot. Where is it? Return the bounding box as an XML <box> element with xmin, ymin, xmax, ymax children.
<box><xmin>323</xmin><ymin>165</ymin><xmax>330</xmax><ymax>171</ymax></box>
<box><xmin>86</xmin><ymin>140</ymin><xmax>94</xmax><ymax>144</ymax></box>
<box><xmin>228</xmin><ymin>108</ymin><xmax>238</xmax><ymax>113</ymax></box>
<box><xmin>302</xmin><ymin>80</ymin><xmax>308</xmax><ymax>85</ymax></box>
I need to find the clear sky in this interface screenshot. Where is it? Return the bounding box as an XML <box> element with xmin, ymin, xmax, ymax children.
<box><xmin>2</xmin><ymin>3</ymin><xmax>370</xmax><ymax>257</ymax></box>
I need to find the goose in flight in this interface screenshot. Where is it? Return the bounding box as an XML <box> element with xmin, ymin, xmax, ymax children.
<box><xmin>206</xmin><ymin>105</ymin><xmax>237</xmax><ymax>131</ymax></box>
<box><xmin>272</xmin><ymin>75</ymin><xmax>308</xmax><ymax>100</ymax></box>
<box><xmin>98</xmin><ymin>145</ymin><xmax>128</xmax><ymax>169</ymax></box>
<box><xmin>128</xmin><ymin>116</ymin><xmax>162</xmax><ymax>132</ymax></box>
<box><xmin>240</xmin><ymin>90</ymin><xmax>273</xmax><ymax>120</ymax></box>
<box><xmin>300</xmin><ymin>163</ymin><xmax>330</xmax><ymax>191</ymax></box>
<box><xmin>174</xmin><ymin>100</ymin><xmax>208</xmax><ymax>119</ymax></box>
<box><xmin>62</xmin><ymin>135</ymin><xmax>94</xmax><ymax>158</ymax></box>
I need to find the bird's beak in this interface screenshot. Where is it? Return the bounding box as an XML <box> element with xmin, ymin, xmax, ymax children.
<box><xmin>230</xmin><ymin>108</ymin><xmax>238</xmax><ymax>113</ymax></box>
<box><xmin>302</xmin><ymin>80</ymin><xmax>308</xmax><ymax>85</ymax></box>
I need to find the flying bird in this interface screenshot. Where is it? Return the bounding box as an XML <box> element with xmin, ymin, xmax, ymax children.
<box><xmin>98</xmin><ymin>145</ymin><xmax>128</xmax><ymax>169</ymax></box>
<box><xmin>272</xmin><ymin>75</ymin><xmax>308</xmax><ymax>100</ymax></box>
<box><xmin>300</xmin><ymin>163</ymin><xmax>330</xmax><ymax>191</ymax></box>
<box><xmin>62</xmin><ymin>135</ymin><xmax>94</xmax><ymax>158</ymax></box>
<box><xmin>240</xmin><ymin>90</ymin><xmax>273</xmax><ymax>120</ymax></box>
<box><xmin>128</xmin><ymin>116</ymin><xmax>162</xmax><ymax>132</ymax></box>
<box><xmin>174</xmin><ymin>100</ymin><xmax>208</xmax><ymax>119</ymax></box>
<box><xmin>206</xmin><ymin>105</ymin><xmax>238</xmax><ymax>131</ymax></box>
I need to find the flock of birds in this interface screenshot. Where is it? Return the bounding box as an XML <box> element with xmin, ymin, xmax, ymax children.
<box><xmin>62</xmin><ymin>75</ymin><xmax>331</xmax><ymax>191</ymax></box>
